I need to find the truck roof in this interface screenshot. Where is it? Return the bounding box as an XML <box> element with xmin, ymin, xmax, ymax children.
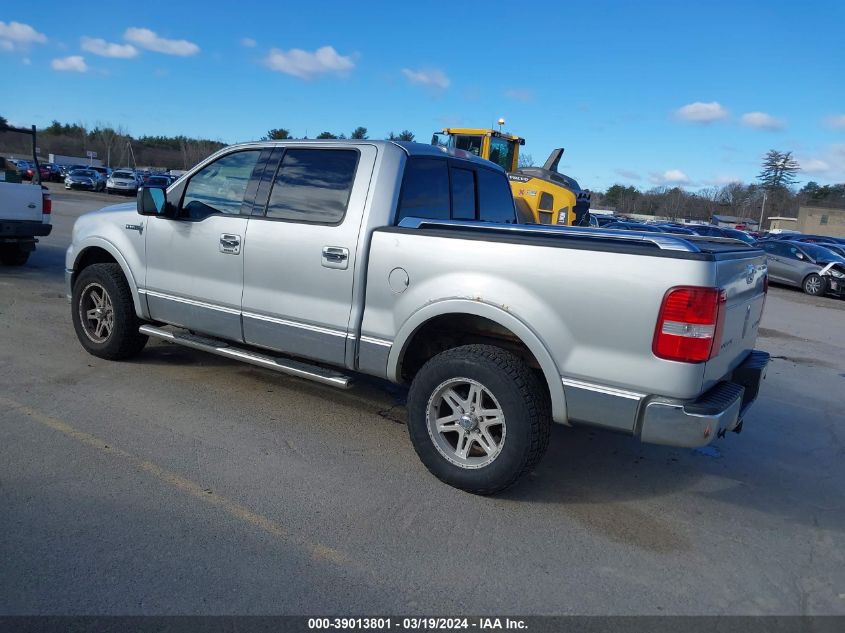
<box><xmin>225</xmin><ymin>139</ymin><xmax>505</xmax><ymax>172</ymax></box>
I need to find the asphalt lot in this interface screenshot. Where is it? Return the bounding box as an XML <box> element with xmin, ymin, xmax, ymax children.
<box><xmin>1</xmin><ymin>184</ymin><xmax>844</xmax><ymax>615</ymax></box>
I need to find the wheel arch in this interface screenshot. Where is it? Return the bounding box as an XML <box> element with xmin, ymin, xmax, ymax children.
<box><xmin>388</xmin><ymin>299</ymin><xmax>567</xmax><ymax>423</ymax></box>
<box><xmin>71</xmin><ymin>240</ymin><xmax>145</xmax><ymax>318</ymax></box>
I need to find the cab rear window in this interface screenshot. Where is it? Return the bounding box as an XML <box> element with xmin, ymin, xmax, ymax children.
<box><xmin>396</xmin><ymin>157</ymin><xmax>515</xmax><ymax>225</ymax></box>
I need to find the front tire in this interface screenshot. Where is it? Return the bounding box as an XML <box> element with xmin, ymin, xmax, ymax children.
<box><xmin>407</xmin><ymin>344</ymin><xmax>551</xmax><ymax>495</ymax></box>
<box><xmin>0</xmin><ymin>244</ymin><xmax>29</xmax><ymax>266</ymax></box>
<box><xmin>71</xmin><ymin>263</ymin><xmax>148</xmax><ymax>360</ymax></box>
<box><xmin>803</xmin><ymin>273</ymin><xmax>825</xmax><ymax>296</ymax></box>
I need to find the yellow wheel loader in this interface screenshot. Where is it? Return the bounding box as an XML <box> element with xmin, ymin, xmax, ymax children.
<box><xmin>431</xmin><ymin>127</ymin><xmax>591</xmax><ymax>226</ymax></box>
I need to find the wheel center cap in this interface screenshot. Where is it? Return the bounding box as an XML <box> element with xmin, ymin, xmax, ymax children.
<box><xmin>459</xmin><ymin>414</ymin><xmax>477</xmax><ymax>431</ymax></box>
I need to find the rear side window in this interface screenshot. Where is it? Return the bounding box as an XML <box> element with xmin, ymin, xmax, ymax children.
<box><xmin>397</xmin><ymin>158</ymin><xmax>450</xmax><ymax>221</ymax></box>
<box><xmin>266</xmin><ymin>149</ymin><xmax>358</xmax><ymax>224</ymax></box>
<box><xmin>477</xmin><ymin>169</ymin><xmax>516</xmax><ymax>224</ymax></box>
<box><xmin>451</xmin><ymin>167</ymin><xmax>476</xmax><ymax>220</ymax></box>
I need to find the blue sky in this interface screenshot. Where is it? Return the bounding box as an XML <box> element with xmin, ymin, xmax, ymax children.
<box><xmin>2</xmin><ymin>0</ymin><xmax>844</xmax><ymax>190</ymax></box>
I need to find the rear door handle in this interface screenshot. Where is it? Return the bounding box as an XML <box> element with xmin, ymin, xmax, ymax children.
<box><xmin>219</xmin><ymin>233</ymin><xmax>241</xmax><ymax>255</ymax></box>
<box><xmin>322</xmin><ymin>246</ymin><xmax>349</xmax><ymax>269</ymax></box>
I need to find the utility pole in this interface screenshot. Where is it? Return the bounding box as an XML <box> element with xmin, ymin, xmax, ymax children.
<box><xmin>758</xmin><ymin>190</ymin><xmax>767</xmax><ymax>231</ymax></box>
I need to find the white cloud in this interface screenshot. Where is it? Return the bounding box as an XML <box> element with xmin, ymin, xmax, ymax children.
<box><xmin>241</xmin><ymin>37</ymin><xmax>257</xmax><ymax>48</ymax></box>
<box><xmin>402</xmin><ymin>67</ymin><xmax>450</xmax><ymax>90</ymax></box>
<box><xmin>504</xmin><ymin>88</ymin><xmax>534</xmax><ymax>101</ymax></box>
<box><xmin>51</xmin><ymin>55</ymin><xmax>88</xmax><ymax>72</ymax></box>
<box><xmin>264</xmin><ymin>45</ymin><xmax>354</xmax><ymax>79</ymax></box>
<box><xmin>674</xmin><ymin>101</ymin><xmax>728</xmax><ymax>124</ymax></box>
<box><xmin>650</xmin><ymin>169</ymin><xmax>691</xmax><ymax>185</ymax></box>
<box><xmin>0</xmin><ymin>20</ymin><xmax>47</xmax><ymax>51</ymax></box>
<box><xmin>801</xmin><ymin>158</ymin><xmax>830</xmax><ymax>173</ymax></box>
<box><xmin>124</xmin><ymin>27</ymin><xmax>199</xmax><ymax>56</ymax></box>
<box><xmin>824</xmin><ymin>114</ymin><xmax>845</xmax><ymax>130</ymax></box>
<box><xmin>703</xmin><ymin>175</ymin><xmax>742</xmax><ymax>186</ymax></box>
<box><xmin>614</xmin><ymin>168</ymin><xmax>641</xmax><ymax>180</ymax></box>
<box><xmin>81</xmin><ymin>36</ymin><xmax>138</xmax><ymax>58</ymax></box>
<box><xmin>798</xmin><ymin>144</ymin><xmax>845</xmax><ymax>180</ymax></box>
<box><xmin>741</xmin><ymin>111</ymin><xmax>784</xmax><ymax>131</ymax></box>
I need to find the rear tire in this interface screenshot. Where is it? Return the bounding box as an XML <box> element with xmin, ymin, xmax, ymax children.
<box><xmin>71</xmin><ymin>263</ymin><xmax>148</xmax><ymax>360</ymax></box>
<box><xmin>0</xmin><ymin>244</ymin><xmax>30</xmax><ymax>266</ymax></box>
<box><xmin>407</xmin><ymin>344</ymin><xmax>551</xmax><ymax>495</ymax></box>
<box><xmin>802</xmin><ymin>273</ymin><xmax>825</xmax><ymax>296</ymax></box>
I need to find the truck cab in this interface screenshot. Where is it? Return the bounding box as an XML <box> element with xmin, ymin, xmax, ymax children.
<box><xmin>431</xmin><ymin>128</ymin><xmax>590</xmax><ymax>226</ymax></box>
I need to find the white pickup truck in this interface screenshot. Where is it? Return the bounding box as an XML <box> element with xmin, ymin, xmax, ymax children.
<box><xmin>66</xmin><ymin>140</ymin><xmax>769</xmax><ymax>494</ymax></box>
<box><xmin>0</xmin><ymin>126</ymin><xmax>52</xmax><ymax>266</ymax></box>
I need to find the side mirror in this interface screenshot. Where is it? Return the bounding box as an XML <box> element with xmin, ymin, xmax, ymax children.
<box><xmin>137</xmin><ymin>186</ymin><xmax>168</xmax><ymax>217</ymax></box>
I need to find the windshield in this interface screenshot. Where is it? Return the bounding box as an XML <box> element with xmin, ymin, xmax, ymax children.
<box><xmin>112</xmin><ymin>171</ymin><xmax>133</xmax><ymax>178</ymax></box>
<box><xmin>798</xmin><ymin>243</ymin><xmax>845</xmax><ymax>263</ymax></box>
<box><xmin>71</xmin><ymin>170</ymin><xmax>95</xmax><ymax>177</ymax></box>
<box><xmin>147</xmin><ymin>177</ymin><xmax>169</xmax><ymax>186</ymax></box>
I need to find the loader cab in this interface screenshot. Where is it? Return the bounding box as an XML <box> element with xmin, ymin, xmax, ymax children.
<box><xmin>432</xmin><ymin>128</ymin><xmax>523</xmax><ymax>172</ymax></box>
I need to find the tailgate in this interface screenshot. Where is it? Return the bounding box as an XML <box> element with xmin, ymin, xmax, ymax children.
<box><xmin>702</xmin><ymin>250</ymin><xmax>768</xmax><ymax>389</ymax></box>
<box><xmin>0</xmin><ymin>181</ymin><xmax>42</xmax><ymax>222</ymax></box>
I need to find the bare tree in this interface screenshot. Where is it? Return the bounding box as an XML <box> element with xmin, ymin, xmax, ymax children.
<box><xmin>518</xmin><ymin>153</ymin><xmax>534</xmax><ymax>168</ymax></box>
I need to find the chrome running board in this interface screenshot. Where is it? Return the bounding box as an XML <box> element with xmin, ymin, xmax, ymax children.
<box><xmin>139</xmin><ymin>325</ymin><xmax>352</xmax><ymax>389</ymax></box>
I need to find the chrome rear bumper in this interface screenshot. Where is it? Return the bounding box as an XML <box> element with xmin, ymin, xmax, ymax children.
<box><xmin>639</xmin><ymin>350</ymin><xmax>770</xmax><ymax>448</ymax></box>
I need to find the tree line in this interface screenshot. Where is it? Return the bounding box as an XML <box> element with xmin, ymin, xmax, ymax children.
<box><xmin>263</xmin><ymin>127</ymin><xmax>415</xmax><ymax>142</ymax></box>
<box><xmin>0</xmin><ymin>117</ymin><xmax>226</xmax><ymax>170</ymax></box>
<box><xmin>593</xmin><ymin>150</ymin><xmax>845</xmax><ymax>224</ymax></box>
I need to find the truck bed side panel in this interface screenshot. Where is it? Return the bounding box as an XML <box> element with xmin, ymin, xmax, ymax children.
<box><xmin>362</xmin><ymin>229</ymin><xmax>719</xmax><ymax>411</ymax></box>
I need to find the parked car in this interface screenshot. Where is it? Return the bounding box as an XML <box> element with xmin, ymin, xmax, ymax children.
<box><xmin>43</xmin><ymin>163</ymin><xmax>65</xmax><ymax>182</ymax></box>
<box><xmin>603</xmin><ymin>221</ymin><xmax>695</xmax><ymax>234</ymax></box>
<box><xmin>689</xmin><ymin>225</ymin><xmax>756</xmax><ymax>244</ymax></box>
<box><xmin>106</xmin><ymin>170</ymin><xmax>140</xmax><ymax>195</ymax></box>
<box><xmin>15</xmin><ymin>160</ymin><xmax>33</xmax><ymax>179</ymax></box>
<box><xmin>24</xmin><ymin>163</ymin><xmax>51</xmax><ymax>182</ymax></box>
<box><xmin>65</xmin><ymin>169</ymin><xmax>102</xmax><ymax>191</ymax></box>
<box><xmin>66</xmin><ymin>140</ymin><xmax>769</xmax><ymax>494</ymax></box>
<box><xmin>143</xmin><ymin>175</ymin><xmax>170</xmax><ymax>188</ymax></box>
<box><xmin>604</xmin><ymin>221</ymin><xmax>664</xmax><ymax>232</ymax></box>
<box><xmin>89</xmin><ymin>166</ymin><xmax>110</xmax><ymax>190</ymax></box>
<box><xmin>588</xmin><ymin>214</ymin><xmax>617</xmax><ymax>227</ymax></box>
<box><xmin>651</xmin><ymin>224</ymin><xmax>698</xmax><ymax>235</ymax></box>
<box><xmin>761</xmin><ymin>233</ymin><xmax>845</xmax><ymax>245</ymax></box>
<box><xmin>759</xmin><ymin>240</ymin><xmax>845</xmax><ymax>297</ymax></box>
<box><xmin>59</xmin><ymin>164</ymin><xmax>87</xmax><ymax>178</ymax></box>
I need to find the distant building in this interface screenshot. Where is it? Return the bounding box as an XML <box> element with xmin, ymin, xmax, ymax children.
<box><xmin>711</xmin><ymin>215</ymin><xmax>760</xmax><ymax>230</ymax></box>
<box><xmin>767</xmin><ymin>216</ymin><xmax>798</xmax><ymax>231</ymax></box>
<box><xmin>797</xmin><ymin>203</ymin><xmax>845</xmax><ymax>237</ymax></box>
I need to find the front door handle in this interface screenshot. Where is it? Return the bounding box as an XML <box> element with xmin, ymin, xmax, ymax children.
<box><xmin>322</xmin><ymin>246</ymin><xmax>349</xmax><ymax>269</ymax></box>
<box><xmin>219</xmin><ymin>233</ymin><xmax>241</xmax><ymax>255</ymax></box>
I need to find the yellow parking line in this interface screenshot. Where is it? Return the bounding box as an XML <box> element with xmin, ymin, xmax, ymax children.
<box><xmin>1</xmin><ymin>396</ymin><xmax>349</xmax><ymax>566</ymax></box>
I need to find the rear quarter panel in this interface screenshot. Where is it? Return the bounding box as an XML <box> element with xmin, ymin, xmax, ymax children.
<box><xmin>361</xmin><ymin>230</ymin><xmax>718</xmax><ymax>406</ymax></box>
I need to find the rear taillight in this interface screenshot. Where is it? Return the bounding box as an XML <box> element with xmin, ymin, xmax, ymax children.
<box><xmin>42</xmin><ymin>191</ymin><xmax>51</xmax><ymax>214</ymax></box>
<box><xmin>653</xmin><ymin>286</ymin><xmax>727</xmax><ymax>363</ymax></box>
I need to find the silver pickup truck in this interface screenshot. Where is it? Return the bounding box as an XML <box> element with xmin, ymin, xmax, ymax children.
<box><xmin>66</xmin><ymin>140</ymin><xmax>769</xmax><ymax>494</ymax></box>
